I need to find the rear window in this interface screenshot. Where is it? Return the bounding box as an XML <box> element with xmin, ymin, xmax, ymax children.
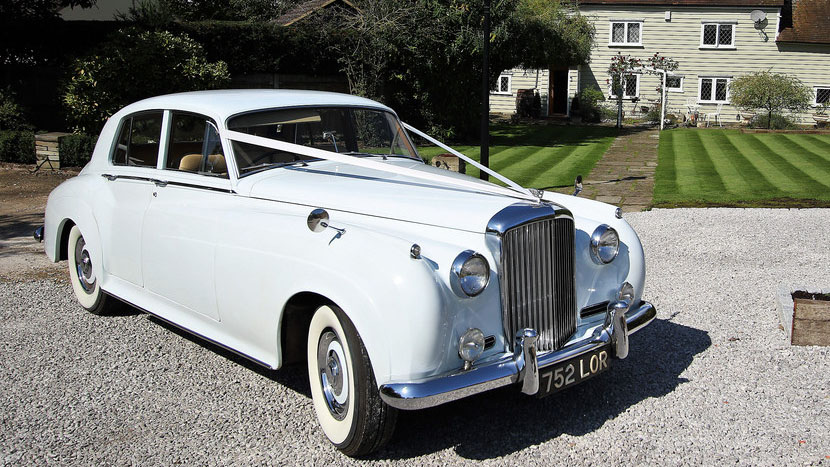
<box><xmin>111</xmin><ymin>111</ymin><xmax>164</xmax><ymax>167</ymax></box>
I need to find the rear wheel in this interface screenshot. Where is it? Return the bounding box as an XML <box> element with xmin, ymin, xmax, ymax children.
<box><xmin>67</xmin><ymin>225</ymin><xmax>118</xmax><ymax>315</ymax></box>
<box><xmin>307</xmin><ymin>305</ymin><xmax>397</xmax><ymax>456</ymax></box>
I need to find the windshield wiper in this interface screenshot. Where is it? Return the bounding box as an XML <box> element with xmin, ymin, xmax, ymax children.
<box><xmin>240</xmin><ymin>160</ymin><xmax>308</xmax><ymax>176</ymax></box>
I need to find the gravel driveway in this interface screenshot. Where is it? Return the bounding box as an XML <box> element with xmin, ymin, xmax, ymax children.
<box><xmin>1</xmin><ymin>208</ymin><xmax>828</xmax><ymax>465</ymax></box>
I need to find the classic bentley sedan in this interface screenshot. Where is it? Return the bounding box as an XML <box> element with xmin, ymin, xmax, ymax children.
<box><xmin>42</xmin><ymin>90</ymin><xmax>655</xmax><ymax>456</ymax></box>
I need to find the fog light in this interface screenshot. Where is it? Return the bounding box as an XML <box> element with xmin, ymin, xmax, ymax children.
<box><xmin>618</xmin><ymin>282</ymin><xmax>634</xmax><ymax>305</ymax></box>
<box><xmin>458</xmin><ymin>328</ymin><xmax>485</xmax><ymax>369</ymax></box>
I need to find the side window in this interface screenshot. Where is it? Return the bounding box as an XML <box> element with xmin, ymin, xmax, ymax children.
<box><xmin>111</xmin><ymin>112</ymin><xmax>163</xmax><ymax>167</ymax></box>
<box><xmin>165</xmin><ymin>112</ymin><xmax>227</xmax><ymax>177</ymax></box>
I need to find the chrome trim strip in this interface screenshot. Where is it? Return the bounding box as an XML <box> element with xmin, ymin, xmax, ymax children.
<box><xmin>485</xmin><ymin>202</ymin><xmax>572</xmax><ymax>235</ymax></box>
<box><xmin>380</xmin><ymin>301</ymin><xmax>656</xmax><ymax>410</ymax></box>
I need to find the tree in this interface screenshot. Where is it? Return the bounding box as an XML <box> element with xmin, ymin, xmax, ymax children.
<box><xmin>607</xmin><ymin>53</ymin><xmax>641</xmax><ymax>128</ymax></box>
<box><xmin>316</xmin><ymin>0</ymin><xmax>594</xmax><ymax>138</ymax></box>
<box><xmin>729</xmin><ymin>71</ymin><xmax>813</xmax><ymax>129</ymax></box>
<box><xmin>63</xmin><ymin>29</ymin><xmax>230</xmax><ymax>133</ymax></box>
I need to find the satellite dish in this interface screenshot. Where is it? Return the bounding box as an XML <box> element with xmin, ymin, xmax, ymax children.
<box><xmin>751</xmin><ymin>10</ymin><xmax>767</xmax><ymax>24</ymax></box>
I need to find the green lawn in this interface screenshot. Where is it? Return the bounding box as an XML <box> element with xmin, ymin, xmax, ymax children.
<box><xmin>654</xmin><ymin>129</ymin><xmax>830</xmax><ymax>207</ymax></box>
<box><xmin>416</xmin><ymin>124</ymin><xmax>617</xmax><ymax>190</ymax></box>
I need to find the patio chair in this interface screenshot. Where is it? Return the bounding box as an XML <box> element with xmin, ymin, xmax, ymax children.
<box><xmin>705</xmin><ymin>103</ymin><xmax>723</xmax><ymax>127</ymax></box>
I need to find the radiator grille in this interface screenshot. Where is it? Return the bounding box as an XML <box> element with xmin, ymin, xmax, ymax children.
<box><xmin>500</xmin><ymin>217</ymin><xmax>576</xmax><ymax>352</ymax></box>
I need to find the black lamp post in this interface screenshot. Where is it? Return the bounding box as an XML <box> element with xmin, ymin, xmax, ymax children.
<box><xmin>479</xmin><ymin>0</ymin><xmax>490</xmax><ymax>181</ymax></box>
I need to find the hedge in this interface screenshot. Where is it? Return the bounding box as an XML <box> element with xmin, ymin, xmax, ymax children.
<box><xmin>59</xmin><ymin>133</ymin><xmax>97</xmax><ymax>167</ymax></box>
<box><xmin>0</xmin><ymin>130</ymin><xmax>35</xmax><ymax>164</ymax></box>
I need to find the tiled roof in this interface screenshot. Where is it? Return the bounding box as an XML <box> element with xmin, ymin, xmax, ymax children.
<box><xmin>275</xmin><ymin>0</ymin><xmax>355</xmax><ymax>26</ymax></box>
<box><xmin>777</xmin><ymin>0</ymin><xmax>830</xmax><ymax>44</ymax></box>
<box><xmin>579</xmin><ymin>0</ymin><xmax>784</xmax><ymax>5</ymax></box>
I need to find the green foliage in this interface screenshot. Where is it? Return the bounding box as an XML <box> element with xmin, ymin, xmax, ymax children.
<box><xmin>0</xmin><ymin>130</ymin><xmax>35</xmax><ymax>163</ymax></box>
<box><xmin>577</xmin><ymin>86</ymin><xmax>605</xmax><ymax>123</ymax></box>
<box><xmin>749</xmin><ymin>113</ymin><xmax>796</xmax><ymax>130</ymax></box>
<box><xmin>58</xmin><ymin>133</ymin><xmax>97</xmax><ymax>167</ymax></box>
<box><xmin>0</xmin><ymin>89</ymin><xmax>29</xmax><ymax>130</ymax></box>
<box><xmin>63</xmin><ymin>28</ymin><xmax>230</xmax><ymax>133</ymax></box>
<box><xmin>729</xmin><ymin>71</ymin><xmax>812</xmax><ymax>129</ymax></box>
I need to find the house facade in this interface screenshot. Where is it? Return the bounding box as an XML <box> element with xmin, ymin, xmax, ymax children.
<box><xmin>492</xmin><ymin>0</ymin><xmax>830</xmax><ymax>124</ymax></box>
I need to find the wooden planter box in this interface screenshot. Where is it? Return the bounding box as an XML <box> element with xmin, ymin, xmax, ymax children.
<box><xmin>791</xmin><ymin>292</ymin><xmax>830</xmax><ymax>346</ymax></box>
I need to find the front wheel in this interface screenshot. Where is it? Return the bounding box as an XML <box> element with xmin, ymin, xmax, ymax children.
<box><xmin>67</xmin><ymin>225</ymin><xmax>118</xmax><ymax>315</ymax></box>
<box><xmin>307</xmin><ymin>305</ymin><xmax>397</xmax><ymax>456</ymax></box>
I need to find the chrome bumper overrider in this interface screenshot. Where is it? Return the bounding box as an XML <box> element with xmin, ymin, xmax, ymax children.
<box><xmin>379</xmin><ymin>300</ymin><xmax>656</xmax><ymax>410</ymax></box>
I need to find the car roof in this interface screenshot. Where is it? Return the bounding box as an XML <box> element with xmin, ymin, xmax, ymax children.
<box><xmin>117</xmin><ymin>89</ymin><xmax>394</xmax><ymax>122</ymax></box>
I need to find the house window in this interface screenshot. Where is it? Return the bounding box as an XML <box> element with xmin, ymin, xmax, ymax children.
<box><xmin>666</xmin><ymin>76</ymin><xmax>683</xmax><ymax>92</ymax></box>
<box><xmin>701</xmin><ymin>23</ymin><xmax>735</xmax><ymax>48</ymax></box>
<box><xmin>609</xmin><ymin>21</ymin><xmax>643</xmax><ymax>46</ymax></box>
<box><xmin>815</xmin><ymin>87</ymin><xmax>830</xmax><ymax>105</ymax></box>
<box><xmin>492</xmin><ymin>74</ymin><xmax>512</xmax><ymax>95</ymax></box>
<box><xmin>699</xmin><ymin>77</ymin><xmax>730</xmax><ymax>103</ymax></box>
<box><xmin>610</xmin><ymin>74</ymin><xmax>640</xmax><ymax>99</ymax></box>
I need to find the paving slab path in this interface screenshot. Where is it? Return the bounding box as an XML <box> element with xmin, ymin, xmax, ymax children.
<box><xmin>578</xmin><ymin>127</ymin><xmax>660</xmax><ymax>212</ymax></box>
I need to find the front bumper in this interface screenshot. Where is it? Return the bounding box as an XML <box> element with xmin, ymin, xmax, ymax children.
<box><xmin>379</xmin><ymin>300</ymin><xmax>656</xmax><ymax>410</ymax></box>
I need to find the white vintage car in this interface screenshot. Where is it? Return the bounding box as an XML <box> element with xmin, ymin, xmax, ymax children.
<box><xmin>42</xmin><ymin>90</ymin><xmax>655</xmax><ymax>456</ymax></box>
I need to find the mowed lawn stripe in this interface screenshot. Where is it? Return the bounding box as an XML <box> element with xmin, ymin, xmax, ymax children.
<box><xmin>517</xmin><ymin>145</ymin><xmax>579</xmax><ymax>187</ymax></box>
<box><xmin>654</xmin><ymin>129</ymin><xmax>678</xmax><ymax>201</ymax></box>
<box><xmin>706</xmin><ymin>131</ymin><xmax>783</xmax><ymax>197</ymax></box>
<box><xmin>799</xmin><ymin>134</ymin><xmax>830</xmax><ymax>155</ymax></box>
<box><xmin>672</xmin><ymin>130</ymin><xmax>724</xmax><ymax>197</ymax></box>
<box><xmin>528</xmin><ymin>138</ymin><xmax>611</xmax><ymax>188</ymax></box>
<box><xmin>762</xmin><ymin>134</ymin><xmax>830</xmax><ymax>187</ymax></box>
<box><xmin>781</xmin><ymin>134</ymin><xmax>830</xmax><ymax>165</ymax></box>
<box><xmin>727</xmin><ymin>133</ymin><xmax>828</xmax><ymax>194</ymax></box>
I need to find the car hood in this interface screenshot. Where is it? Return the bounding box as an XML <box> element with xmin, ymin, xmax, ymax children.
<box><xmin>241</xmin><ymin>158</ymin><xmax>529</xmax><ymax>233</ymax></box>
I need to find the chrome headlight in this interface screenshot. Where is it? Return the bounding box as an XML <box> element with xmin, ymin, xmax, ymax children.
<box><xmin>590</xmin><ymin>225</ymin><xmax>619</xmax><ymax>264</ymax></box>
<box><xmin>451</xmin><ymin>250</ymin><xmax>490</xmax><ymax>297</ymax></box>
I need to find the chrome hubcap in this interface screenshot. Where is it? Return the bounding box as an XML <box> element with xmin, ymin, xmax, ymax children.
<box><xmin>74</xmin><ymin>236</ymin><xmax>96</xmax><ymax>294</ymax></box>
<box><xmin>317</xmin><ymin>330</ymin><xmax>349</xmax><ymax>420</ymax></box>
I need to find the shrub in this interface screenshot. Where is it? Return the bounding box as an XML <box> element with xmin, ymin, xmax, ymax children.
<box><xmin>59</xmin><ymin>133</ymin><xmax>97</xmax><ymax>167</ymax></box>
<box><xmin>645</xmin><ymin>106</ymin><xmax>662</xmax><ymax>123</ymax></box>
<box><xmin>516</xmin><ymin>90</ymin><xmax>541</xmax><ymax>119</ymax></box>
<box><xmin>578</xmin><ymin>86</ymin><xmax>605</xmax><ymax>123</ymax></box>
<box><xmin>63</xmin><ymin>28</ymin><xmax>230</xmax><ymax>134</ymax></box>
<box><xmin>0</xmin><ymin>89</ymin><xmax>29</xmax><ymax>131</ymax></box>
<box><xmin>749</xmin><ymin>113</ymin><xmax>796</xmax><ymax>130</ymax></box>
<box><xmin>0</xmin><ymin>130</ymin><xmax>35</xmax><ymax>163</ymax></box>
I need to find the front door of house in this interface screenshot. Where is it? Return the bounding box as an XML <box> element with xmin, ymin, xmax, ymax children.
<box><xmin>549</xmin><ymin>69</ymin><xmax>569</xmax><ymax>115</ymax></box>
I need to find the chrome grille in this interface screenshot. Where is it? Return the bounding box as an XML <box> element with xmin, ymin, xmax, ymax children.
<box><xmin>500</xmin><ymin>217</ymin><xmax>576</xmax><ymax>352</ymax></box>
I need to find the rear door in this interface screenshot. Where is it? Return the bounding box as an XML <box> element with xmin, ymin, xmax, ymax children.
<box><xmin>97</xmin><ymin>111</ymin><xmax>164</xmax><ymax>286</ymax></box>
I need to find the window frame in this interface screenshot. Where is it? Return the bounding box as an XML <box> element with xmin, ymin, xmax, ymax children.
<box><xmin>609</xmin><ymin>73</ymin><xmax>640</xmax><ymax>99</ymax></box>
<box><xmin>491</xmin><ymin>74</ymin><xmax>512</xmax><ymax>95</ymax></box>
<box><xmin>666</xmin><ymin>75</ymin><xmax>684</xmax><ymax>93</ymax></box>
<box><xmin>163</xmin><ymin>111</ymin><xmax>228</xmax><ymax>179</ymax></box>
<box><xmin>109</xmin><ymin>110</ymin><xmax>165</xmax><ymax>168</ymax></box>
<box><xmin>698</xmin><ymin>77</ymin><xmax>731</xmax><ymax>104</ymax></box>
<box><xmin>814</xmin><ymin>86</ymin><xmax>830</xmax><ymax>106</ymax></box>
<box><xmin>700</xmin><ymin>22</ymin><xmax>736</xmax><ymax>49</ymax></box>
<box><xmin>609</xmin><ymin>20</ymin><xmax>644</xmax><ymax>47</ymax></box>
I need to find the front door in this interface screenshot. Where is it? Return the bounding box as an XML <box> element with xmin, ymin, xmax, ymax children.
<box><xmin>549</xmin><ymin>69</ymin><xmax>569</xmax><ymax>115</ymax></box>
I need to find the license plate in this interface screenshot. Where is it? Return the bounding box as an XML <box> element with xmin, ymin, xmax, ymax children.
<box><xmin>537</xmin><ymin>346</ymin><xmax>610</xmax><ymax>397</ymax></box>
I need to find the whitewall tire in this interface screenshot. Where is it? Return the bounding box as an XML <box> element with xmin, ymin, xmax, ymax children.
<box><xmin>67</xmin><ymin>225</ymin><xmax>117</xmax><ymax>315</ymax></box>
<box><xmin>307</xmin><ymin>305</ymin><xmax>397</xmax><ymax>456</ymax></box>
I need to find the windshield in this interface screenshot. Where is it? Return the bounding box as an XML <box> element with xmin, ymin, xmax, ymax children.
<box><xmin>227</xmin><ymin>107</ymin><xmax>420</xmax><ymax>176</ymax></box>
